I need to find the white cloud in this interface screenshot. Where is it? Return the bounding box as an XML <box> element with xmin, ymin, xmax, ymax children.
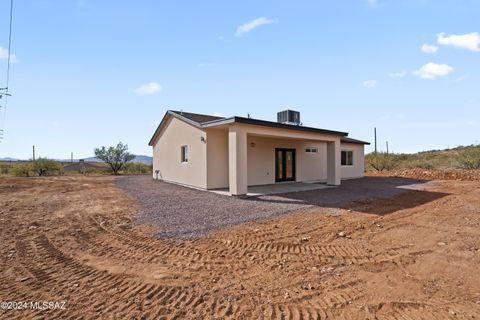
<box><xmin>421</xmin><ymin>44</ymin><xmax>438</xmax><ymax>54</ymax></box>
<box><xmin>133</xmin><ymin>82</ymin><xmax>162</xmax><ymax>95</ymax></box>
<box><xmin>213</xmin><ymin>112</ymin><xmax>223</xmax><ymax>117</ymax></box>
<box><xmin>363</xmin><ymin>80</ymin><xmax>377</xmax><ymax>88</ymax></box>
<box><xmin>235</xmin><ymin>17</ymin><xmax>273</xmax><ymax>37</ymax></box>
<box><xmin>437</xmin><ymin>32</ymin><xmax>480</xmax><ymax>52</ymax></box>
<box><xmin>0</xmin><ymin>46</ymin><xmax>18</xmax><ymax>63</ymax></box>
<box><xmin>388</xmin><ymin>71</ymin><xmax>406</xmax><ymax>78</ymax></box>
<box><xmin>414</xmin><ymin>62</ymin><xmax>454</xmax><ymax>79</ymax></box>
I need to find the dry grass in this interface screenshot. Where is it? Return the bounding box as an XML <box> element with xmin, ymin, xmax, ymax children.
<box><xmin>366</xmin><ymin>145</ymin><xmax>480</xmax><ymax>171</ymax></box>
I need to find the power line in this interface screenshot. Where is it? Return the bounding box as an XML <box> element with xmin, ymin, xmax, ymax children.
<box><xmin>6</xmin><ymin>0</ymin><xmax>14</xmax><ymax>90</ymax></box>
<box><xmin>0</xmin><ymin>0</ymin><xmax>14</xmax><ymax>142</ymax></box>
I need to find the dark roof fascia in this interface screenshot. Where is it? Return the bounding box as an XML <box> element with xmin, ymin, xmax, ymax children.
<box><xmin>201</xmin><ymin>117</ymin><xmax>236</xmax><ymax>127</ymax></box>
<box><xmin>148</xmin><ymin>111</ymin><xmax>170</xmax><ymax>146</ymax></box>
<box><xmin>200</xmin><ymin>116</ymin><xmax>348</xmax><ymax>136</ymax></box>
<box><xmin>230</xmin><ymin>116</ymin><xmax>348</xmax><ymax>136</ymax></box>
<box><xmin>168</xmin><ymin>110</ymin><xmax>204</xmax><ymax>128</ymax></box>
<box><xmin>341</xmin><ymin>137</ymin><xmax>371</xmax><ymax>145</ymax></box>
<box><xmin>169</xmin><ymin>110</ymin><xmax>225</xmax><ymax>124</ymax></box>
<box><xmin>150</xmin><ymin>111</ymin><xmax>351</xmax><ymax>146</ymax></box>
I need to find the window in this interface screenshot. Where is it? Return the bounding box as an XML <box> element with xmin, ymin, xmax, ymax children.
<box><xmin>181</xmin><ymin>145</ymin><xmax>188</xmax><ymax>163</ymax></box>
<box><xmin>305</xmin><ymin>147</ymin><xmax>318</xmax><ymax>153</ymax></box>
<box><xmin>341</xmin><ymin>150</ymin><xmax>353</xmax><ymax>166</ymax></box>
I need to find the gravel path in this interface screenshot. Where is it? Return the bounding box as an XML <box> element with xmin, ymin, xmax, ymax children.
<box><xmin>115</xmin><ymin>175</ymin><xmax>428</xmax><ymax>239</ymax></box>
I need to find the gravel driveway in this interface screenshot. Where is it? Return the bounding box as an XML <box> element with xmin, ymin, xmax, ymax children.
<box><xmin>115</xmin><ymin>175</ymin><xmax>430</xmax><ymax>239</ymax></box>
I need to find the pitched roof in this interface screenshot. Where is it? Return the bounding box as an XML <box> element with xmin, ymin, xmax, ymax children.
<box><xmin>149</xmin><ymin>110</ymin><xmax>369</xmax><ymax>146</ymax></box>
<box><xmin>170</xmin><ymin>110</ymin><xmax>224</xmax><ymax>124</ymax></box>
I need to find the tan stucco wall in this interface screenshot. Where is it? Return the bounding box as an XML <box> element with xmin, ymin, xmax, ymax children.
<box><xmin>206</xmin><ymin>128</ymin><xmax>229</xmax><ymax>189</ymax></box>
<box><xmin>340</xmin><ymin>143</ymin><xmax>365</xmax><ymax>179</ymax></box>
<box><xmin>247</xmin><ymin>136</ymin><xmax>329</xmax><ymax>186</ymax></box>
<box><xmin>152</xmin><ymin>116</ymin><xmax>207</xmax><ymax>189</ymax></box>
<box><xmin>151</xmin><ymin>118</ymin><xmax>365</xmax><ymax>191</ymax></box>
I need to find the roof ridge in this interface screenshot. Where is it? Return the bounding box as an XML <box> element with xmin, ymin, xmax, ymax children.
<box><xmin>170</xmin><ymin>110</ymin><xmax>224</xmax><ymax>119</ymax></box>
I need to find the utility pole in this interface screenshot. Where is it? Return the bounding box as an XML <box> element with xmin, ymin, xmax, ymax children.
<box><xmin>32</xmin><ymin>145</ymin><xmax>35</xmax><ymax>161</ymax></box>
<box><xmin>71</xmin><ymin>152</ymin><xmax>73</xmax><ymax>163</ymax></box>
<box><xmin>374</xmin><ymin>128</ymin><xmax>377</xmax><ymax>153</ymax></box>
<box><xmin>386</xmin><ymin>141</ymin><xmax>389</xmax><ymax>154</ymax></box>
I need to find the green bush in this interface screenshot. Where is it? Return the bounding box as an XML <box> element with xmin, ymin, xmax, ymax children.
<box><xmin>12</xmin><ymin>162</ymin><xmax>34</xmax><ymax>177</ymax></box>
<box><xmin>122</xmin><ymin>163</ymin><xmax>152</xmax><ymax>174</ymax></box>
<box><xmin>0</xmin><ymin>163</ymin><xmax>11</xmax><ymax>174</ymax></box>
<box><xmin>94</xmin><ymin>142</ymin><xmax>134</xmax><ymax>175</ymax></box>
<box><xmin>458</xmin><ymin>147</ymin><xmax>480</xmax><ymax>169</ymax></box>
<box><xmin>33</xmin><ymin>158</ymin><xmax>62</xmax><ymax>176</ymax></box>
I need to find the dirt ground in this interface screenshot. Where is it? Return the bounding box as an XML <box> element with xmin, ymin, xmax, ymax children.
<box><xmin>1</xmin><ymin>176</ymin><xmax>480</xmax><ymax>319</ymax></box>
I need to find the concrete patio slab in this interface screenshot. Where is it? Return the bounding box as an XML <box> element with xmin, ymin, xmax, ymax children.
<box><xmin>210</xmin><ymin>181</ymin><xmax>334</xmax><ymax>196</ymax></box>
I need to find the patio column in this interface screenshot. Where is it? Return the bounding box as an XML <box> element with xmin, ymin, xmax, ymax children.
<box><xmin>228</xmin><ymin>126</ymin><xmax>248</xmax><ymax>195</ymax></box>
<box><xmin>327</xmin><ymin>139</ymin><xmax>341</xmax><ymax>185</ymax></box>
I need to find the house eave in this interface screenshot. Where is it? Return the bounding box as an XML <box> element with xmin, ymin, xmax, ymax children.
<box><xmin>203</xmin><ymin>116</ymin><xmax>348</xmax><ymax>136</ymax></box>
<box><xmin>149</xmin><ymin>110</ymin><xmax>354</xmax><ymax>146</ymax></box>
<box><xmin>341</xmin><ymin>137</ymin><xmax>371</xmax><ymax>145</ymax></box>
<box><xmin>149</xmin><ymin>110</ymin><xmax>212</xmax><ymax>146</ymax></box>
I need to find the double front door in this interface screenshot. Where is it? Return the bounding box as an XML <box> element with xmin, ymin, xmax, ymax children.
<box><xmin>275</xmin><ymin>148</ymin><xmax>296</xmax><ymax>182</ymax></box>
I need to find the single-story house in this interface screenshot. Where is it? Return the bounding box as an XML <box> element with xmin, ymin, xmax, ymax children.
<box><xmin>149</xmin><ymin>110</ymin><xmax>369</xmax><ymax>196</ymax></box>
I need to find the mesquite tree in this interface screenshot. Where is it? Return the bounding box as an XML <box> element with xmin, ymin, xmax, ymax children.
<box><xmin>94</xmin><ymin>142</ymin><xmax>135</xmax><ymax>175</ymax></box>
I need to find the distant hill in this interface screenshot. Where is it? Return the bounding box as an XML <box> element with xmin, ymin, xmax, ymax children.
<box><xmin>0</xmin><ymin>155</ymin><xmax>152</xmax><ymax>164</ymax></box>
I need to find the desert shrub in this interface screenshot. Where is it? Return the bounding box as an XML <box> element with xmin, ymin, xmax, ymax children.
<box><xmin>33</xmin><ymin>158</ymin><xmax>62</xmax><ymax>176</ymax></box>
<box><xmin>458</xmin><ymin>147</ymin><xmax>480</xmax><ymax>169</ymax></box>
<box><xmin>12</xmin><ymin>162</ymin><xmax>34</xmax><ymax>177</ymax></box>
<box><xmin>122</xmin><ymin>163</ymin><xmax>152</xmax><ymax>174</ymax></box>
<box><xmin>0</xmin><ymin>163</ymin><xmax>11</xmax><ymax>174</ymax></box>
<box><xmin>366</xmin><ymin>152</ymin><xmax>397</xmax><ymax>171</ymax></box>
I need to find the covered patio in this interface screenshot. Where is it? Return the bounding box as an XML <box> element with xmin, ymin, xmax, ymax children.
<box><xmin>223</xmin><ymin>123</ymin><xmax>342</xmax><ymax>196</ymax></box>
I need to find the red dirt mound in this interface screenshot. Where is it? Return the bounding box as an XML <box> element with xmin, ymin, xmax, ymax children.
<box><xmin>367</xmin><ymin>168</ymin><xmax>480</xmax><ymax>181</ymax></box>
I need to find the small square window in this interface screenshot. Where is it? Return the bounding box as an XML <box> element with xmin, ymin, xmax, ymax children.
<box><xmin>305</xmin><ymin>147</ymin><xmax>318</xmax><ymax>153</ymax></box>
<box><xmin>341</xmin><ymin>150</ymin><xmax>353</xmax><ymax>166</ymax></box>
<box><xmin>181</xmin><ymin>145</ymin><xmax>188</xmax><ymax>163</ymax></box>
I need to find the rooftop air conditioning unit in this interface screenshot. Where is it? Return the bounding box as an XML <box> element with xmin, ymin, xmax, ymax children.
<box><xmin>277</xmin><ymin>109</ymin><xmax>301</xmax><ymax>125</ymax></box>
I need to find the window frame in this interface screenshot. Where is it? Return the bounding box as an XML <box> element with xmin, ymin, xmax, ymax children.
<box><xmin>181</xmin><ymin>145</ymin><xmax>189</xmax><ymax>163</ymax></box>
<box><xmin>305</xmin><ymin>147</ymin><xmax>318</xmax><ymax>154</ymax></box>
<box><xmin>341</xmin><ymin>150</ymin><xmax>353</xmax><ymax>166</ymax></box>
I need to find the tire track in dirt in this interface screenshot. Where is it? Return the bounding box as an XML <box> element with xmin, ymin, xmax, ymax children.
<box><xmin>211</xmin><ymin>238</ymin><xmax>376</xmax><ymax>267</ymax></box>
<box><xmin>15</xmin><ymin>233</ymin><xmax>282</xmax><ymax>319</ymax></box>
<box><xmin>374</xmin><ymin>301</ymin><xmax>473</xmax><ymax>320</ymax></box>
<box><xmin>15</xmin><ymin>234</ymin><xmax>226</xmax><ymax>318</ymax></box>
<box><xmin>3</xmin><ymin>176</ymin><xmax>480</xmax><ymax>319</ymax></box>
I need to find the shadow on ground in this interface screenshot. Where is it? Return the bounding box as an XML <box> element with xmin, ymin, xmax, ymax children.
<box><xmin>116</xmin><ymin>176</ymin><xmax>449</xmax><ymax>239</ymax></box>
<box><xmin>249</xmin><ymin>176</ymin><xmax>450</xmax><ymax>216</ymax></box>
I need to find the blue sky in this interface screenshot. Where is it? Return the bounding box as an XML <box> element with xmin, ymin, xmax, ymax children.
<box><xmin>0</xmin><ymin>0</ymin><xmax>479</xmax><ymax>159</ymax></box>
